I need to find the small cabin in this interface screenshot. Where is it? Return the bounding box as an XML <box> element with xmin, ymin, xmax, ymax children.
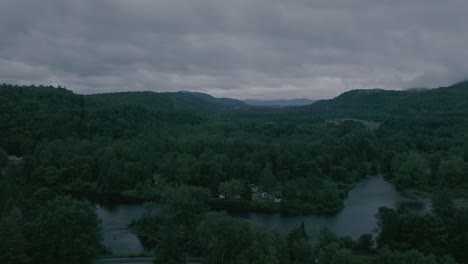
<box><xmin>7</xmin><ymin>156</ymin><xmax>23</xmax><ymax>164</ymax></box>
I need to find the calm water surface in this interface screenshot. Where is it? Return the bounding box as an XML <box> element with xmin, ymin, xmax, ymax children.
<box><xmin>231</xmin><ymin>175</ymin><xmax>428</xmax><ymax>238</ymax></box>
<box><xmin>94</xmin><ymin>175</ymin><xmax>428</xmax><ymax>255</ymax></box>
<box><xmin>97</xmin><ymin>204</ymin><xmax>150</xmax><ymax>255</ymax></box>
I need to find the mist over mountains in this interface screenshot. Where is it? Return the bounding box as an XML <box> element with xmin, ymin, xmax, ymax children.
<box><xmin>244</xmin><ymin>98</ymin><xmax>317</xmax><ymax>107</ymax></box>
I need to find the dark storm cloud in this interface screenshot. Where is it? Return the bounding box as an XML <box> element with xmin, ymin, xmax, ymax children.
<box><xmin>1</xmin><ymin>0</ymin><xmax>467</xmax><ymax>99</ymax></box>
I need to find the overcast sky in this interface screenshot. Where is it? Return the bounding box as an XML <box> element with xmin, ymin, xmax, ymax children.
<box><xmin>1</xmin><ymin>0</ymin><xmax>467</xmax><ymax>99</ymax></box>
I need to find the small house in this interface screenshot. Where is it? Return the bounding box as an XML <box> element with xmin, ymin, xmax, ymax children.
<box><xmin>7</xmin><ymin>156</ymin><xmax>23</xmax><ymax>164</ymax></box>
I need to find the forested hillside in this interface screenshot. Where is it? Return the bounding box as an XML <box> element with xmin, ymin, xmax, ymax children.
<box><xmin>87</xmin><ymin>90</ymin><xmax>249</xmax><ymax>113</ymax></box>
<box><xmin>290</xmin><ymin>80</ymin><xmax>468</xmax><ymax>120</ymax></box>
<box><xmin>2</xmin><ymin>82</ymin><xmax>468</xmax><ymax>263</ymax></box>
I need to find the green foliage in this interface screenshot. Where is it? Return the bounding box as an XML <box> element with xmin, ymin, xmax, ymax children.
<box><xmin>197</xmin><ymin>212</ymin><xmax>287</xmax><ymax>264</ymax></box>
<box><xmin>393</xmin><ymin>152</ymin><xmax>431</xmax><ymax>188</ymax></box>
<box><xmin>317</xmin><ymin>181</ymin><xmax>343</xmax><ymax>212</ymax></box>
<box><xmin>448</xmin><ymin>210</ymin><xmax>468</xmax><ymax>262</ymax></box>
<box><xmin>161</xmin><ymin>185</ymin><xmax>211</xmax><ymax>224</ymax></box>
<box><xmin>438</xmin><ymin>157</ymin><xmax>467</xmax><ymax>187</ymax></box>
<box><xmin>432</xmin><ymin>189</ymin><xmax>456</xmax><ymax>220</ymax></box>
<box><xmin>375</xmin><ymin>204</ymin><xmax>468</xmax><ymax>263</ymax></box>
<box><xmin>0</xmin><ymin>208</ymin><xmax>29</xmax><ymax>264</ymax></box>
<box><xmin>0</xmin><ymin>147</ymin><xmax>7</xmax><ymax>167</ymax></box>
<box><xmin>377</xmin><ymin>249</ymin><xmax>457</xmax><ymax>264</ymax></box>
<box><xmin>287</xmin><ymin>80</ymin><xmax>468</xmax><ymax>121</ymax></box>
<box><xmin>28</xmin><ymin>196</ymin><xmax>101</xmax><ymax>264</ymax></box>
<box><xmin>376</xmin><ymin>207</ymin><xmax>449</xmax><ymax>255</ymax></box>
<box><xmin>5</xmin><ymin>81</ymin><xmax>468</xmax><ymax>262</ymax></box>
<box><xmin>0</xmin><ymin>84</ymin><xmax>386</xmax><ymax>214</ymax></box>
<box><xmin>357</xmin><ymin>233</ymin><xmax>374</xmax><ymax>252</ymax></box>
<box><xmin>375</xmin><ymin>207</ymin><xmax>400</xmax><ymax>248</ymax></box>
<box><xmin>287</xmin><ymin>222</ymin><xmax>313</xmax><ymax>264</ymax></box>
<box><xmin>154</xmin><ymin>227</ymin><xmax>182</xmax><ymax>264</ymax></box>
<box><xmin>133</xmin><ymin>185</ymin><xmax>211</xmax><ymax>263</ymax></box>
<box><xmin>260</xmin><ymin>162</ymin><xmax>277</xmax><ymax>192</ymax></box>
<box><xmin>159</xmin><ymin>152</ymin><xmax>199</xmax><ymax>185</ymax></box>
<box><xmin>218</xmin><ymin>179</ymin><xmax>242</xmax><ymax>198</ymax></box>
<box><xmin>313</xmin><ymin>229</ymin><xmax>364</xmax><ymax>264</ymax></box>
<box><xmin>317</xmin><ymin>242</ymin><xmax>354</xmax><ymax>264</ymax></box>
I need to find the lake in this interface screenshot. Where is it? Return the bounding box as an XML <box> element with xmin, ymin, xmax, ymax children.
<box><xmin>230</xmin><ymin>175</ymin><xmax>428</xmax><ymax>238</ymax></box>
<box><xmin>94</xmin><ymin>175</ymin><xmax>429</xmax><ymax>255</ymax></box>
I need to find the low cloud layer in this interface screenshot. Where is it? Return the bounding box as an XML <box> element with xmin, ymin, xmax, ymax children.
<box><xmin>1</xmin><ymin>0</ymin><xmax>467</xmax><ymax>99</ymax></box>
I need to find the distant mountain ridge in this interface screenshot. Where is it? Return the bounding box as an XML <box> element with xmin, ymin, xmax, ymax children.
<box><xmin>86</xmin><ymin>90</ymin><xmax>249</xmax><ymax>114</ymax></box>
<box><xmin>167</xmin><ymin>91</ymin><xmax>248</xmax><ymax>111</ymax></box>
<box><xmin>3</xmin><ymin>80</ymin><xmax>468</xmax><ymax>121</ymax></box>
<box><xmin>244</xmin><ymin>98</ymin><xmax>316</xmax><ymax>107</ymax></box>
<box><xmin>288</xmin><ymin>80</ymin><xmax>468</xmax><ymax>120</ymax></box>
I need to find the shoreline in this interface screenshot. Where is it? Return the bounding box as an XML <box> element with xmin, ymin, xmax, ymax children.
<box><xmin>69</xmin><ymin>188</ymin><xmax>345</xmax><ymax>215</ymax></box>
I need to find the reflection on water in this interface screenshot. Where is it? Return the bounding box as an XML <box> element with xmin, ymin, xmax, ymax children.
<box><xmin>97</xmin><ymin>204</ymin><xmax>148</xmax><ymax>255</ymax></box>
<box><xmin>230</xmin><ymin>175</ymin><xmax>429</xmax><ymax>239</ymax></box>
<box><xmin>94</xmin><ymin>175</ymin><xmax>429</xmax><ymax>255</ymax></box>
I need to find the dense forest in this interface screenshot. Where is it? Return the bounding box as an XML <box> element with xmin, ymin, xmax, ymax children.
<box><xmin>1</xmin><ymin>81</ymin><xmax>468</xmax><ymax>263</ymax></box>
